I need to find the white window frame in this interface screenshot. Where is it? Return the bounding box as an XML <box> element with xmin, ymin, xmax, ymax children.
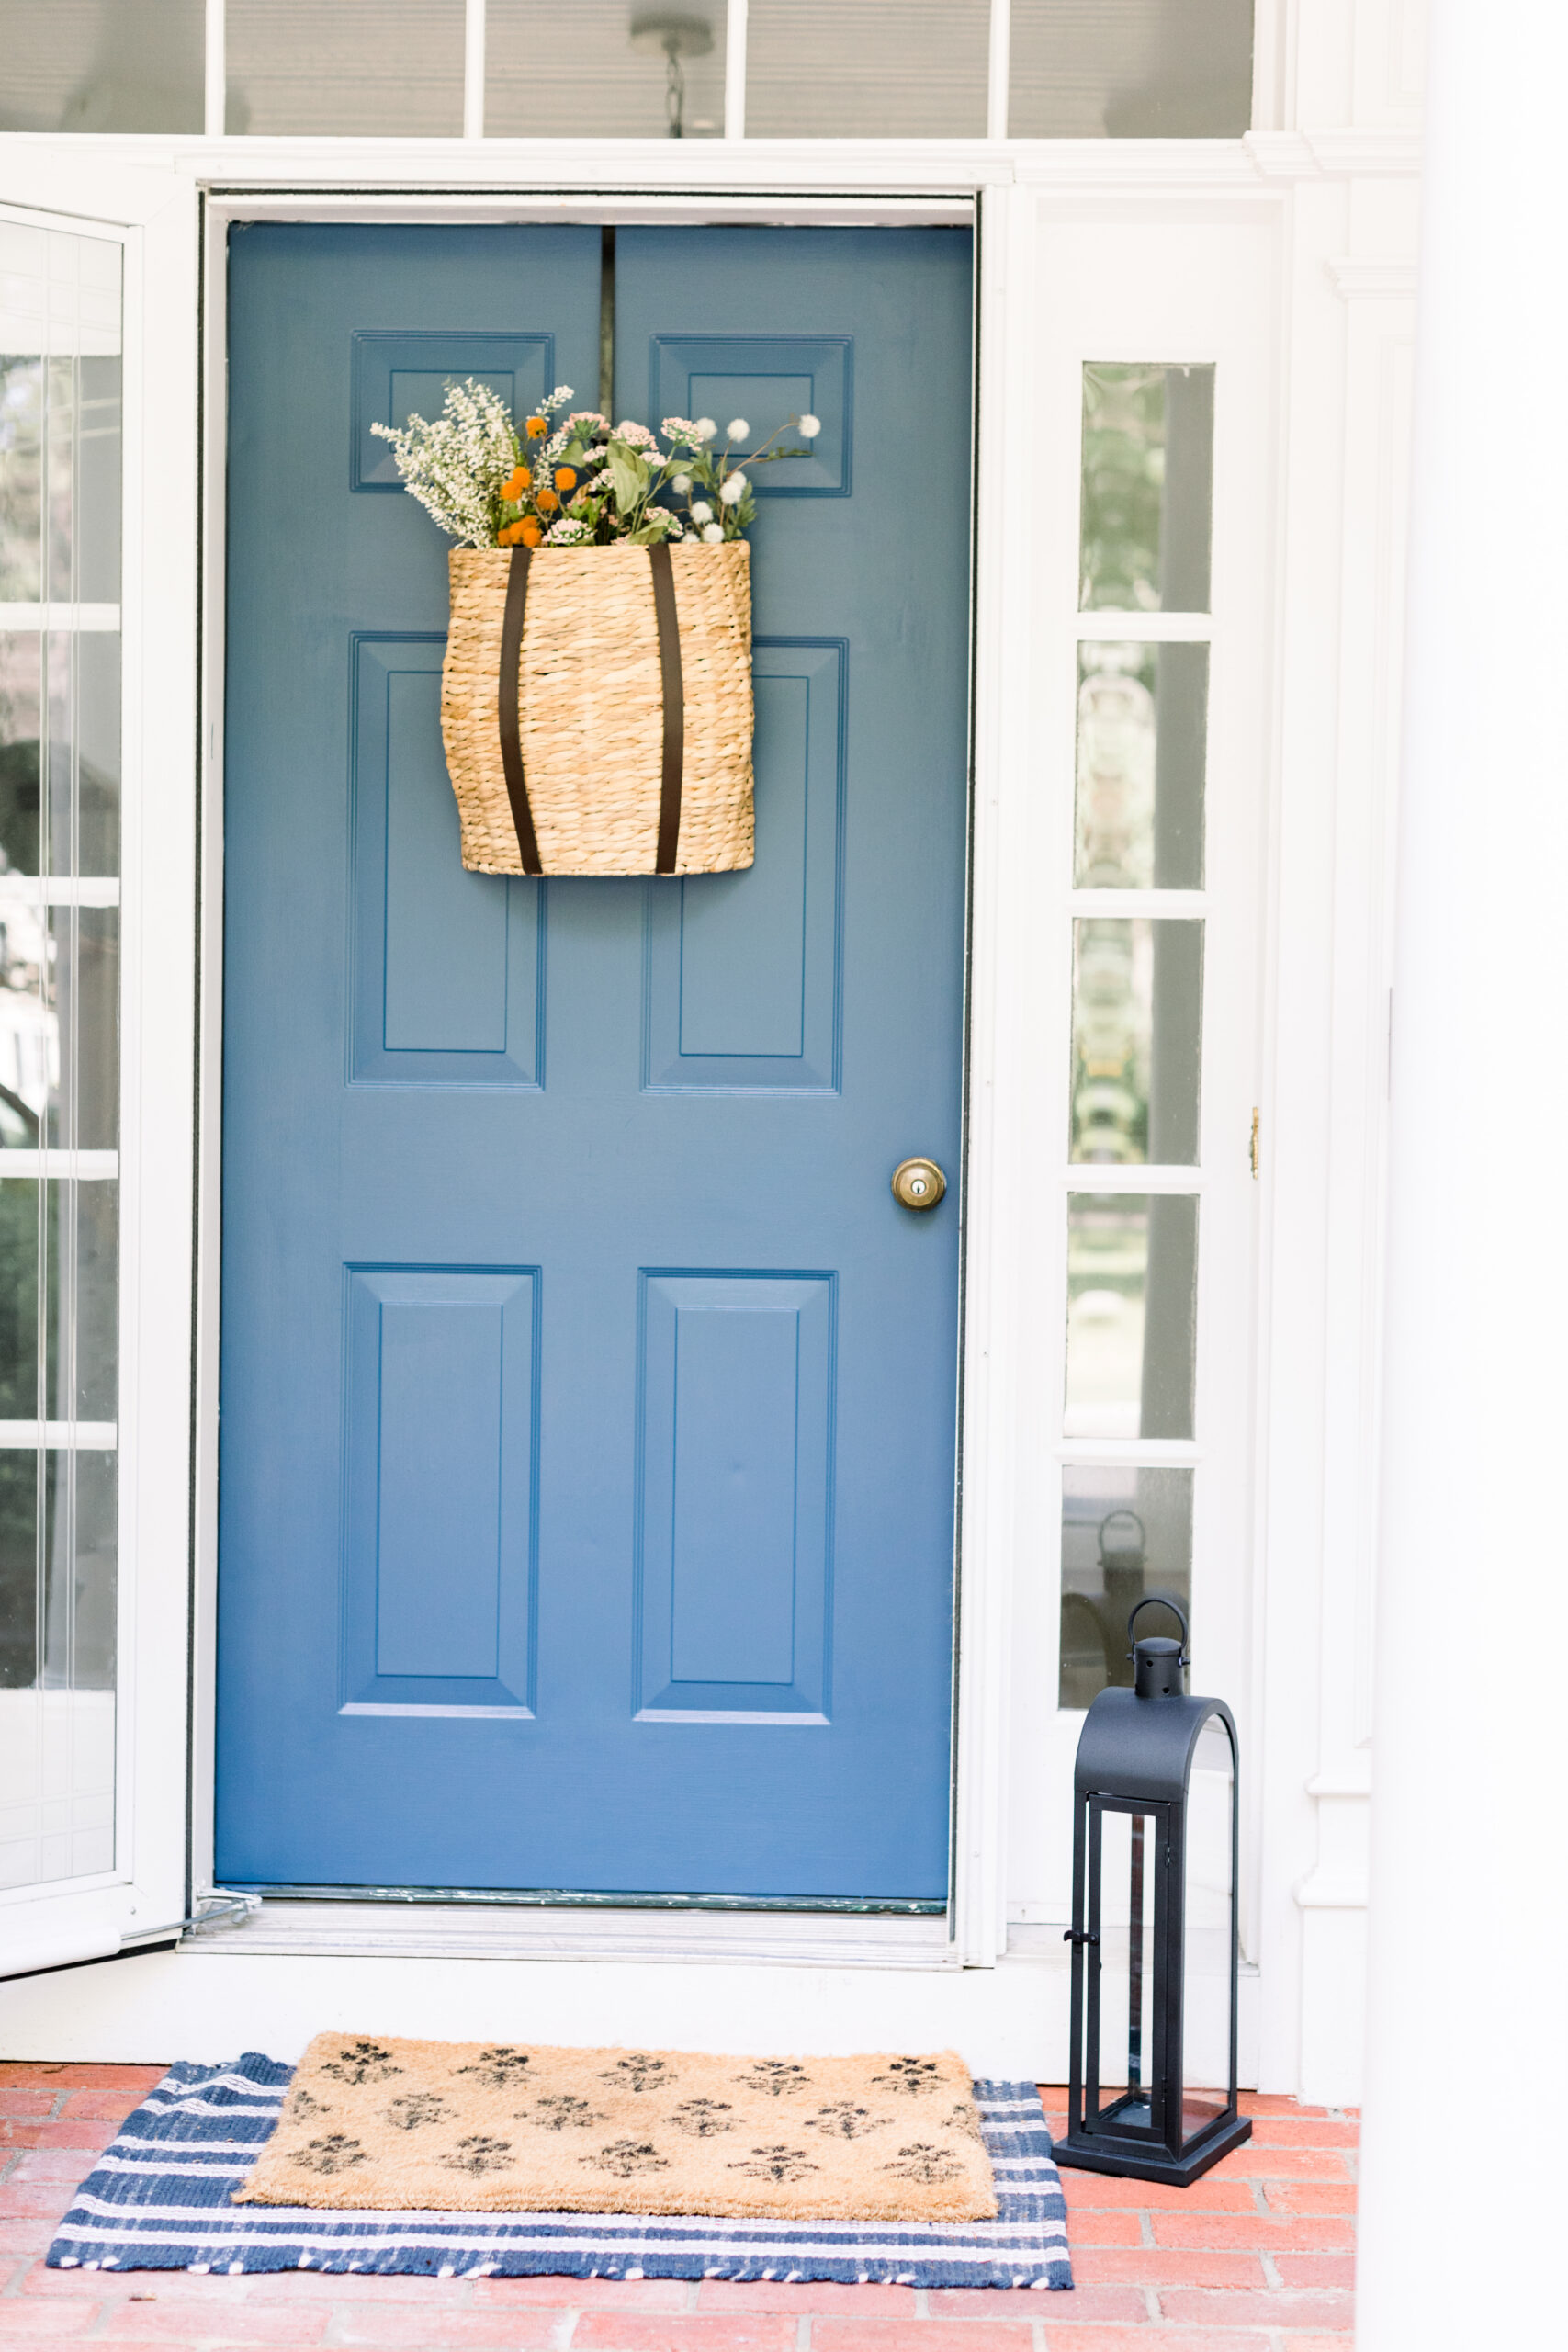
<box><xmin>0</xmin><ymin>151</ymin><xmax>198</xmax><ymax>1978</ymax></box>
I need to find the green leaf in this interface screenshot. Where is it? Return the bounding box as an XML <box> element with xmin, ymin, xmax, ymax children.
<box><xmin>606</xmin><ymin>437</ymin><xmax>651</xmax><ymax>516</ymax></box>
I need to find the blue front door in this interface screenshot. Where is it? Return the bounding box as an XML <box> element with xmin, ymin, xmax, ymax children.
<box><xmin>217</xmin><ymin>222</ymin><xmax>973</xmax><ymax>1901</ymax></box>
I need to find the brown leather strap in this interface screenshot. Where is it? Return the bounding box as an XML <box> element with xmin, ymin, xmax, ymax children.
<box><xmin>649</xmin><ymin>542</ymin><xmax>684</xmax><ymax>875</ymax></box>
<box><xmin>498</xmin><ymin>544</ymin><xmax>543</xmax><ymax>876</ymax></box>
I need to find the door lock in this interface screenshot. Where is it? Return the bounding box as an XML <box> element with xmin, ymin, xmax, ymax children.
<box><xmin>891</xmin><ymin>1157</ymin><xmax>947</xmax><ymax>1210</ymax></box>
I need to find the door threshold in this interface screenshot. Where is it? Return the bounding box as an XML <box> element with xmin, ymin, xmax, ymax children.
<box><xmin>184</xmin><ymin>1896</ymin><xmax>958</xmax><ymax>1969</ymax></box>
<box><xmin>232</xmin><ymin>1883</ymin><xmax>946</xmax><ymax>1915</ymax></box>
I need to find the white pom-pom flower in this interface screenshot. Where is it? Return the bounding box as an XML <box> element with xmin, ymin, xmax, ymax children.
<box><xmin>671</xmin><ymin>473</ymin><xmax>693</xmax><ymax>495</ymax></box>
<box><xmin>797</xmin><ymin>413</ymin><xmax>821</xmax><ymax>439</ymax></box>
<box><xmin>701</xmin><ymin>521</ymin><xmax>725</xmax><ymax>543</ymax></box>
<box><xmin>690</xmin><ymin>500</ymin><xmax>714</xmax><ymax>524</ymax></box>
<box><xmin>694</xmin><ymin>416</ymin><xmax>717</xmax><ymax>441</ymax></box>
<box><xmin>718</xmin><ymin>472</ymin><xmax>747</xmax><ymax>506</ymax></box>
<box><xmin>726</xmin><ymin>417</ymin><xmax>750</xmax><ymax>441</ymax></box>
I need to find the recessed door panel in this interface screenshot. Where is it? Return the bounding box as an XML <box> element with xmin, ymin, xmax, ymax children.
<box><xmin>350</xmin><ymin>636</ymin><xmax>543</xmax><ymax>1085</ymax></box>
<box><xmin>342</xmin><ymin>1266</ymin><xmax>536</xmax><ymax>1715</ymax></box>
<box><xmin>645</xmin><ymin>641</ymin><xmax>843</xmax><ymax>1090</ymax></box>
<box><xmin>649</xmin><ymin>334</ymin><xmax>851</xmax><ymax>494</ymax></box>
<box><xmin>637</xmin><ymin>1273</ymin><xmax>831</xmax><ymax>1719</ymax></box>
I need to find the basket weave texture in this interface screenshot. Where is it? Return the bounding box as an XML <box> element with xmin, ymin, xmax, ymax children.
<box><xmin>441</xmin><ymin>541</ymin><xmax>754</xmax><ymax>876</ymax></box>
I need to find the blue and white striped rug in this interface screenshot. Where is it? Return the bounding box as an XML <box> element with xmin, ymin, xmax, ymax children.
<box><xmin>47</xmin><ymin>2055</ymin><xmax>1072</xmax><ymax>2290</ymax></box>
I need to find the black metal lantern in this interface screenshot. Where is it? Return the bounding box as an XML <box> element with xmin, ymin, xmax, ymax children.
<box><xmin>1057</xmin><ymin>1600</ymin><xmax>1251</xmax><ymax>2187</ymax></box>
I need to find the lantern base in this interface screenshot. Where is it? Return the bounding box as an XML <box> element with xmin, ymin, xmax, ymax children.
<box><xmin>1055</xmin><ymin>2108</ymin><xmax>1253</xmax><ymax>2188</ymax></box>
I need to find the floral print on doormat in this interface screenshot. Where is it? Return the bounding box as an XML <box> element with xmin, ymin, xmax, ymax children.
<box><xmin>231</xmin><ymin>2036</ymin><xmax>998</xmax><ymax>2222</ymax></box>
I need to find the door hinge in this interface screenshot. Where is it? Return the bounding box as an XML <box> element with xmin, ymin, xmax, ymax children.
<box><xmin>1249</xmin><ymin>1107</ymin><xmax>1260</xmax><ymax>1180</ymax></box>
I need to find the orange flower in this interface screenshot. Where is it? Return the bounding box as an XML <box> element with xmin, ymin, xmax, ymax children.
<box><xmin>498</xmin><ymin>520</ymin><xmax>523</xmax><ymax>545</ymax></box>
<box><xmin>502</xmin><ymin>465</ymin><xmax>531</xmax><ymax>501</ymax></box>
<box><xmin>536</xmin><ymin>487</ymin><xmax>559</xmax><ymax>514</ymax></box>
<box><xmin>520</xmin><ymin>521</ymin><xmax>543</xmax><ymax>547</ymax></box>
<box><xmin>555</xmin><ymin>466</ymin><xmax>577</xmax><ymax>492</ymax></box>
<box><xmin>525</xmin><ymin>415</ymin><xmax>547</xmax><ymax>439</ymax></box>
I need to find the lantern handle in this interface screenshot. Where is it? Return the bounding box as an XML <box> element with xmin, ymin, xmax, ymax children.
<box><xmin>1127</xmin><ymin>1594</ymin><xmax>1190</xmax><ymax>1663</ymax></box>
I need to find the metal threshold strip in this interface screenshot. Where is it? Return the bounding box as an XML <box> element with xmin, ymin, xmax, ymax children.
<box><xmin>231</xmin><ymin>1883</ymin><xmax>947</xmax><ymax>1917</ymax></box>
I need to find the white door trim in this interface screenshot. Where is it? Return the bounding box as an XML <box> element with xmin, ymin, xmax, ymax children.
<box><xmin>191</xmin><ymin>177</ymin><xmax>1000</xmax><ymax>1968</ymax></box>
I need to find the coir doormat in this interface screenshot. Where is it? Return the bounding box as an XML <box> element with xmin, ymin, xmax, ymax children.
<box><xmin>46</xmin><ymin>2053</ymin><xmax>1073</xmax><ymax>2290</ymax></box>
<box><xmin>236</xmin><ymin>2036</ymin><xmax>994</xmax><ymax>2222</ymax></box>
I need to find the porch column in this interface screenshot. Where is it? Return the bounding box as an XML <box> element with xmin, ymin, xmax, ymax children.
<box><xmin>1358</xmin><ymin>2</ymin><xmax>1568</xmax><ymax>2341</ymax></box>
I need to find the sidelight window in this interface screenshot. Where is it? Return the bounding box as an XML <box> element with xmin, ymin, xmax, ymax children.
<box><xmin>0</xmin><ymin>223</ymin><xmax>122</xmax><ymax>1891</ymax></box>
<box><xmin>1059</xmin><ymin>363</ymin><xmax>1214</xmax><ymax>1710</ymax></box>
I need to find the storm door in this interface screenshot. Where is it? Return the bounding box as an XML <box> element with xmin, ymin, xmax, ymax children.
<box><xmin>215</xmin><ymin>222</ymin><xmax>972</xmax><ymax>1902</ymax></box>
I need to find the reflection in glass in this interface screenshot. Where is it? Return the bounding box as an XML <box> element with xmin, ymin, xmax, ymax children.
<box><xmin>1182</xmin><ymin>1714</ymin><xmax>1235</xmax><ymax>2143</ymax></box>
<box><xmin>1076</xmin><ymin>642</ymin><xmax>1207</xmax><ymax>889</ymax></box>
<box><xmin>1059</xmin><ymin>1464</ymin><xmax>1192</xmax><ymax>1710</ymax></box>
<box><xmin>0</xmin><ymin>1</ymin><xmax>203</xmax><ymax>133</ymax></box>
<box><xmin>1071</xmin><ymin>918</ymin><xmax>1201</xmax><ymax>1165</ymax></box>
<box><xmin>1010</xmin><ymin>0</ymin><xmax>1253</xmax><ymax>137</ymax></box>
<box><xmin>489</xmin><ymin>1</ymin><xmax>727</xmax><ymax>136</ymax></box>
<box><xmin>746</xmin><ymin>0</ymin><xmax>988</xmax><ymax>138</ymax></box>
<box><xmin>1066</xmin><ymin>1193</ymin><xmax>1197</xmax><ymax>1439</ymax></box>
<box><xmin>226</xmin><ymin>0</ymin><xmax>464</xmax><ymax>135</ymax></box>
<box><xmin>1079</xmin><ymin>364</ymin><xmax>1214</xmax><ymax>612</ymax></box>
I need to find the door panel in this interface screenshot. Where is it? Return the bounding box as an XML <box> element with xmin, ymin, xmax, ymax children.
<box><xmin>350</xmin><ymin>636</ymin><xmax>544</xmax><ymax>1084</ymax></box>
<box><xmin>218</xmin><ymin>221</ymin><xmax>971</xmax><ymax>1900</ymax></box>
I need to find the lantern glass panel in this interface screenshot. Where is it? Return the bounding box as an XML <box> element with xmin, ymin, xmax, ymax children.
<box><xmin>1091</xmin><ymin>1804</ymin><xmax>1160</xmax><ymax>2135</ymax></box>
<box><xmin>1181</xmin><ymin>1714</ymin><xmax>1236</xmax><ymax>2144</ymax></box>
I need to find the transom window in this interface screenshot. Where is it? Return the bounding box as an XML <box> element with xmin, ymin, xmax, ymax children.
<box><xmin>0</xmin><ymin>0</ymin><xmax>1255</xmax><ymax>141</ymax></box>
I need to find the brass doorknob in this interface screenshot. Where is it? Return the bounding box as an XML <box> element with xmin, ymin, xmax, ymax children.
<box><xmin>892</xmin><ymin>1157</ymin><xmax>947</xmax><ymax>1210</ymax></box>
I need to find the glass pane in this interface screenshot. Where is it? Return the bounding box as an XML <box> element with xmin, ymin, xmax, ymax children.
<box><xmin>0</xmin><ymin>225</ymin><xmax>121</xmax><ymax>1894</ymax></box>
<box><xmin>1092</xmin><ymin>1805</ymin><xmax>1158</xmax><ymax>2130</ymax></box>
<box><xmin>227</xmin><ymin>0</ymin><xmax>465</xmax><ymax>136</ymax></box>
<box><xmin>1076</xmin><ymin>642</ymin><xmax>1207</xmax><ymax>889</ymax></box>
<box><xmin>1066</xmin><ymin>1193</ymin><xmax>1197</xmax><ymax>1439</ymax></box>
<box><xmin>1010</xmin><ymin>0</ymin><xmax>1253</xmax><ymax>137</ymax></box>
<box><xmin>1080</xmin><ymin>364</ymin><xmax>1214</xmax><ymax>613</ymax></box>
<box><xmin>489</xmin><ymin>2</ymin><xmax>728</xmax><ymax>137</ymax></box>
<box><xmin>746</xmin><ymin>0</ymin><xmax>988</xmax><ymax>137</ymax></box>
<box><xmin>48</xmin><ymin>1180</ymin><xmax>118</xmax><ymax>1426</ymax></box>
<box><xmin>0</xmin><ymin>1451</ymin><xmax>117</xmax><ymax>1886</ymax></box>
<box><xmin>1059</xmin><ymin>1464</ymin><xmax>1191</xmax><ymax>1710</ymax></box>
<box><xmin>0</xmin><ymin>1176</ymin><xmax>39</xmax><ymax>1416</ymax></box>
<box><xmin>0</xmin><ymin>1</ymin><xmax>204</xmax><ymax>133</ymax></box>
<box><xmin>1071</xmin><ymin>917</ymin><xmax>1202</xmax><ymax>1165</ymax></box>
<box><xmin>1182</xmin><ymin>1714</ymin><xmax>1235</xmax><ymax>2143</ymax></box>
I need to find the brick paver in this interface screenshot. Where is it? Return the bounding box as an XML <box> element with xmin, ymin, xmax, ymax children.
<box><xmin>0</xmin><ymin>2072</ymin><xmax>1356</xmax><ymax>2347</ymax></box>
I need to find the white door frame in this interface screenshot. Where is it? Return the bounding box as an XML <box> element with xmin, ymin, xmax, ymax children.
<box><xmin>191</xmin><ymin>172</ymin><xmax>1016</xmax><ymax>1968</ymax></box>
<box><xmin>0</xmin><ymin>129</ymin><xmax>1420</xmax><ymax>2102</ymax></box>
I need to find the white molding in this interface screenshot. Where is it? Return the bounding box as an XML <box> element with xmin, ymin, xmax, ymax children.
<box><xmin>0</xmin><ymin>131</ymin><xmax>1420</xmax><ymax>197</ymax></box>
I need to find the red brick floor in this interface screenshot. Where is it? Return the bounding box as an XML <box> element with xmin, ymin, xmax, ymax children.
<box><xmin>0</xmin><ymin>2067</ymin><xmax>1355</xmax><ymax>2348</ymax></box>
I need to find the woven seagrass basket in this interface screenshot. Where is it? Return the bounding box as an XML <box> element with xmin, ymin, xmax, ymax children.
<box><xmin>440</xmin><ymin>539</ymin><xmax>754</xmax><ymax>876</ymax></box>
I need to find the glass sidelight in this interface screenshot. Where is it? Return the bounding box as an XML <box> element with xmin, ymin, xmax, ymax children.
<box><xmin>1062</xmin><ymin>358</ymin><xmax>1213</xmax><ymax>1707</ymax></box>
<box><xmin>0</xmin><ymin>222</ymin><xmax>122</xmax><ymax>1892</ymax></box>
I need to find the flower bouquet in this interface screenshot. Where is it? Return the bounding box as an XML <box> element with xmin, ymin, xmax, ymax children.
<box><xmin>373</xmin><ymin>380</ymin><xmax>816</xmax><ymax>877</ymax></box>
